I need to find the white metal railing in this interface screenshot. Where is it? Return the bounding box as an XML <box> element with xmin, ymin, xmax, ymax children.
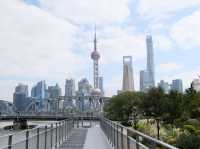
<box><xmin>0</xmin><ymin>119</ymin><xmax>73</xmax><ymax>149</ymax></box>
<box><xmin>100</xmin><ymin>118</ymin><xmax>179</xmax><ymax>149</ymax></box>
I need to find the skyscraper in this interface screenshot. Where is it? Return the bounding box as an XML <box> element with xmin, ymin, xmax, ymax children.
<box><xmin>78</xmin><ymin>78</ymin><xmax>92</xmax><ymax>96</ymax></box>
<box><xmin>65</xmin><ymin>79</ymin><xmax>75</xmax><ymax>97</ymax></box>
<box><xmin>140</xmin><ymin>35</ymin><xmax>155</xmax><ymax>92</ymax></box>
<box><xmin>15</xmin><ymin>83</ymin><xmax>28</xmax><ymax>97</ymax></box>
<box><xmin>171</xmin><ymin>79</ymin><xmax>183</xmax><ymax>93</ymax></box>
<box><xmin>122</xmin><ymin>56</ymin><xmax>134</xmax><ymax>91</ymax></box>
<box><xmin>140</xmin><ymin>70</ymin><xmax>149</xmax><ymax>92</ymax></box>
<box><xmin>47</xmin><ymin>84</ymin><xmax>62</xmax><ymax>98</ymax></box>
<box><xmin>13</xmin><ymin>83</ymin><xmax>29</xmax><ymax>112</ymax></box>
<box><xmin>91</xmin><ymin>28</ymin><xmax>100</xmax><ymax>89</ymax></box>
<box><xmin>158</xmin><ymin>80</ymin><xmax>170</xmax><ymax>93</ymax></box>
<box><xmin>146</xmin><ymin>34</ymin><xmax>155</xmax><ymax>88</ymax></box>
<box><xmin>31</xmin><ymin>80</ymin><xmax>46</xmax><ymax>104</ymax></box>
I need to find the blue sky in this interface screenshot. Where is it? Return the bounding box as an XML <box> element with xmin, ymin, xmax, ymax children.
<box><xmin>0</xmin><ymin>0</ymin><xmax>200</xmax><ymax>101</ymax></box>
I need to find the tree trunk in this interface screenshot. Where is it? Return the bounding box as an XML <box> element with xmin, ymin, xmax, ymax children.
<box><xmin>156</xmin><ymin>119</ymin><xmax>160</xmax><ymax>140</ymax></box>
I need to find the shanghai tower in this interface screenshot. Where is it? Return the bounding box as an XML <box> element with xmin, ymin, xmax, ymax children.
<box><xmin>146</xmin><ymin>34</ymin><xmax>155</xmax><ymax>87</ymax></box>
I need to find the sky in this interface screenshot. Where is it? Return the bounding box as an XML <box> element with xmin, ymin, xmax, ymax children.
<box><xmin>0</xmin><ymin>0</ymin><xmax>200</xmax><ymax>101</ymax></box>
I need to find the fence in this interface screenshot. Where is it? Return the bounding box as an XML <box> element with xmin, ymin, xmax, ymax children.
<box><xmin>0</xmin><ymin>119</ymin><xmax>73</xmax><ymax>149</ymax></box>
<box><xmin>100</xmin><ymin>118</ymin><xmax>179</xmax><ymax>149</ymax></box>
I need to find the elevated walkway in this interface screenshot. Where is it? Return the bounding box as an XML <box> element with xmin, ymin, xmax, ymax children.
<box><xmin>58</xmin><ymin>123</ymin><xmax>112</xmax><ymax>149</ymax></box>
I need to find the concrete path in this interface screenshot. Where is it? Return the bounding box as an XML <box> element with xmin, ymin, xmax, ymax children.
<box><xmin>58</xmin><ymin>124</ymin><xmax>112</xmax><ymax>149</ymax></box>
<box><xmin>58</xmin><ymin>128</ymin><xmax>88</xmax><ymax>149</ymax></box>
<box><xmin>83</xmin><ymin>125</ymin><xmax>112</xmax><ymax>149</ymax></box>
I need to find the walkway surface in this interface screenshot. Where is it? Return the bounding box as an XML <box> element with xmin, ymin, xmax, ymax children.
<box><xmin>58</xmin><ymin>124</ymin><xmax>112</xmax><ymax>149</ymax></box>
<box><xmin>83</xmin><ymin>125</ymin><xmax>112</xmax><ymax>149</ymax></box>
<box><xmin>59</xmin><ymin>128</ymin><xmax>88</xmax><ymax>149</ymax></box>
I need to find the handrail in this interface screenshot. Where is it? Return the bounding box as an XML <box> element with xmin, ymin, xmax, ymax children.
<box><xmin>100</xmin><ymin>118</ymin><xmax>179</xmax><ymax>149</ymax></box>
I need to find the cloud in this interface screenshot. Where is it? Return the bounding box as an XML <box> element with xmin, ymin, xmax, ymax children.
<box><xmin>99</xmin><ymin>26</ymin><xmax>146</xmax><ymax>64</ymax></box>
<box><xmin>154</xmin><ymin>35</ymin><xmax>174</xmax><ymax>52</ymax></box>
<box><xmin>158</xmin><ymin>63</ymin><xmax>183</xmax><ymax>73</ymax></box>
<box><xmin>0</xmin><ymin>0</ymin><xmax>89</xmax><ymax>100</ymax></box>
<box><xmin>170</xmin><ymin>10</ymin><xmax>200</xmax><ymax>50</ymax></box>
<box><xmin>39</xmin><ymin>0</ymin><xmax>131</xmax><ymax>25</ymax></box>
<box><xmin>0</xmin><ymin>0</ymin><xmax>85</xmax><ymax>79</ymax></box>
<box><xmin>137</xmin><ymin>0</ymin><xmax>200</xmax><ymax>17</ymax></box>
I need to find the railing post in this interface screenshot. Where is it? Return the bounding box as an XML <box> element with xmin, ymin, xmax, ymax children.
<box><xmin>121</xmin><ymin>126</ymin><xmax>124</xmax><ymax>149</ymax></box>
<box><xmin>126</xmin><ymin>129</ymin><xmax>130</xmax><ymax>149</ymax></box>
<box><xmin>26</xmin><ymin>131</ymin><xmax>29</xmax><ymax>149</ymax></box>
<box><xmin>77</xmin><ymin>118</ymin><xmax>79</xmax><ymax>128</ymax></box>
<box><xmin>65</xmin><ymin>120</ymin><xmax>67</xmax><ymax>140</ymax></box>
<box><xmin>37</xmin><ymin>128</ymin><xmax>40</xmax><ymax>149</ymax></box>
<box><xmin>117</xmin><ymin>125</ymin><xmax>119</xmax><ymax>149</ymax></box>
<box><xmin>44</xmin><ymin>126</ymin><xmax>47</xmax><ymax>149</ymax></box>
<box><xmin>114</xmin><ymin>123</ymin><xmax>116</xmax><ymax>148</ymax></box>
<box><xmin>55</xmin><ymin>123</ymin><xmax>58</xmax><ymax>148</ymax></box>
<box><xmin>62</xmin><ymin>121</ymin><xmax>65</xmax><ymax>142</ymax></box>
<box><xmin>59</xmin><ymin>122</ymin><xmax>61</xmax><ymax>145</ymax></box>
<box><xmin>8</xmin><ymin>135</ymin><xmax>12</xmax><ymax>149</ymax></box>
<box><xmin>50</xmin><ymin>124</ymin><xmax>53</xmax><ymax>149</ymax></box>
<box><xmin>81</xmin><ymin>117</ymin><xmax>83</xmax><ymax>127</ymax></box>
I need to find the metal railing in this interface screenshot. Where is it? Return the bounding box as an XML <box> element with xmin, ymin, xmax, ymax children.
<box><xmin>0</xmin><ymin>119</ymin><xmax>74</xmax><ymax>149</ymax></box>
<box><xmin>100</xmin><ymin>118</ymin><xmax>179</xmax><ymax>149</ymax></box>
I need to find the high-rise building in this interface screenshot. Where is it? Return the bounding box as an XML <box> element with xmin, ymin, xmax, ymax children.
<box><xmin>191</xmin><ymin>79</ymin><xmax>200</xmax><ymax>92</ymax></box>
<box><xmin>31</xmin><ymin>80</ymin><xmax>46</xmax><ymax>104</ymax></box>
<box><xmin>47</xmin><ymin>84</ymin><xmax>62</xmax><ymax>99</ymax></box>
<box><xmin>13</xmin><ymin>84</ymin><xmax>29</xmax><ymax>112</ymax></box>
<box><xmin>78</xmin><ymin>78</ymin><xmax>92</xmax><ymax>96</ymax></box>
<box><xmin>91</xmin><ymin>28</ymin><xmax>100</xmax><ymax>89</ymax></box>
<box><xmin>140</xmin><ymin>35</ymin><xmax>155</xmax><ymax>92</ymax></box>
<box><xmin>98</xmin><ymin>76</ymin><xmax>104</xmax><ymax>96</ymax></box>
<box><xmin>122</xmin><ymin>56</ymin><xmax>134</xmax><ymax>91</ymax></box>
<box><xmin>171</xmin><ymin>79</ymin><xmax>183</xmax><ymax>93</ymax></box>
<box><xmin>140</xmin><ymin>70</ymin><xmax>149</xmax><ymax>92</ymax></box>
<box><xmin>15</xmin><ymin>83</ymin><xmax>28</xmax><ymax>97</ymax></box>
<box><xmin>158</xmin><ymin>80</ymin><xmax>170</xmax><ymax>93</ymax></box>
<box><xmin>146</xmin><ymin>35</ymin><xmax>155</xmax><ymax>88</ymax></box>
<box><xmin>65</xmin><ymin>79</ymin><xmax>75</xmax><ymax>97</ymax></box>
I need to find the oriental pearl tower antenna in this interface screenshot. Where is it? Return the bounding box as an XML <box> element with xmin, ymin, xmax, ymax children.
<box><xmin>91</xmin><ymin>26</ymin><xmax>100</xmax><ymax>89</ymax></box>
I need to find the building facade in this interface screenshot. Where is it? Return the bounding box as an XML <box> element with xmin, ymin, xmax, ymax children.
<box><xmin>158</xmin><ymin>80</ymin><xmax>170</xmax><ymax>93</ymax></box>
<box><xmin>13</xmin><ymin>83</ymin><xmax>30</xmax><ymax>112</ymax></box>
<box><xmin>171</xmin><ymin>79</ymin><xmax>183</xmax><ymax>93</ymax></box>
<box><xmin>122</xmin><ymin>56</ymin><xmax>134</xmax><ymax>91</ymax></box>
<box><xmin>192</xmin><ymin>79</ymin><xmax>200</xmax><ymax>92</ymax></box>
<box><xmin>146</xmin><ymin>35</ymin><xmax>155</xmax><ymax>88</ymax></box>
<box><xmin>31</xmin><ymin>80</ymin><xmax>46</xmax><ymax>110</ymax></box>
<box><xmin>47</xmin><ymin>84</ymin><xmax>62</xmax><ymax>99</ymax></box>
<box><xmin>140</xmin><ymin>70</ymin><xmax>149</xmax><ymax>92</ymax></box>
<box><xmin>140</xmin><ymin>35</ymin><xmax>155</xmax><ymax>92</ymax></box>
<box><xmin>65</xmin><ymin>79</ymin><xmax>75</xmax><ymax>97</ymax></box>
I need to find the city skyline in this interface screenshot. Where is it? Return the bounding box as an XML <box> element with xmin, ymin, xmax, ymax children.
<box><xmin>0</xmin><ymin>0</ymin><xmax>200</xmax><ymax>101</ymax></box>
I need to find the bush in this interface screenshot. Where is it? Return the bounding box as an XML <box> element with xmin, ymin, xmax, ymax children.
<box><xmin>176</xmin><ymin>134</ymin><xmax>200</xmax><ymax>149</ymax></box>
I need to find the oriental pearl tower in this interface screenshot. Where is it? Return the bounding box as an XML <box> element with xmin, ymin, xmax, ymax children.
<box><xmin>91</xmin><ymin>27</ymin><xmax>100</xmax><ymax>89</ymax></box>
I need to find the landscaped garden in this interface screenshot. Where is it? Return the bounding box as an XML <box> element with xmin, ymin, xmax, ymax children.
<box><xmin>104</xmin><ymin>87</ymin><xmax>200</xmax><ymax>149</ymax></box>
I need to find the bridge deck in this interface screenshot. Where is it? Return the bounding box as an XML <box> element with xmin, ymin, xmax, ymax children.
<box><xmin>58</xmin><ymin>124</ymin><xmax>112</xmax><ymax>149</ymax></box>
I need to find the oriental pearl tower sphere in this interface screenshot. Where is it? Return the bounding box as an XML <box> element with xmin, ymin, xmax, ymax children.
<box><xmin>91</xmin><ymin>28</ymin><xmax>100</xmax><ymax>89</ymax></box>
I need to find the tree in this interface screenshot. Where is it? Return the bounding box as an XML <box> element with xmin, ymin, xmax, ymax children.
<box><xmin>141</xmin><ymin>87</ymin><xmax>165</xmax><ymax>139</ymax></box>
<box><xmin>184</xmin><ymin>87</ymin><xmax>200</xmax><ymax>119</ymax></box>
<box><xmin>163</xmin><ymin>90</ymin><xmax>183</xmax><ymax>127</ymax></box>
<box><xmin>104</xmin><ymin>91</ymin><xmax>141</xmax><ymax>127</ymax></box>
